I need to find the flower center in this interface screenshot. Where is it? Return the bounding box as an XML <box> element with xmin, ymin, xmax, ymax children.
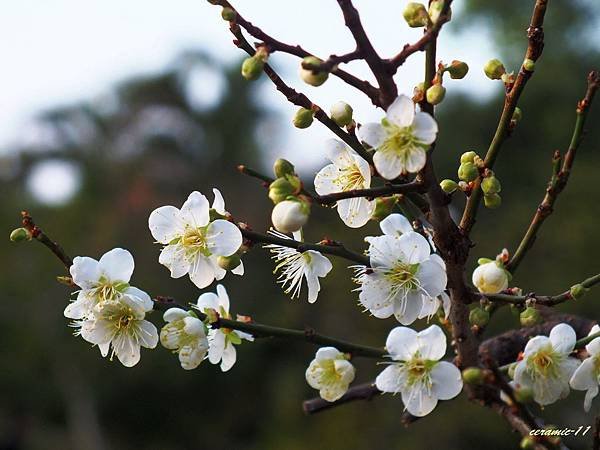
<box><xmin>380</xmin><ymin>124</ymin><xmax>422</xmax><ymax>155</ymax></box>
<box><xmin>91</xmin><ymin>276</ymin><xmax>129</xmax><ymax>302</ymax></box>
<box><xmin>319</xmin><ymin>359</ymin><xmax>344</xmax><ymax>385</ymax></box>
<box><xmin>181</xmin><ymin>227</ymin><xmax>211</xmax><ymax>257</ymax></box>
<box><xmin>405</xmin><ymin>356</ymin><xmax>436</xmax><ymax>387</ymax></box>
<box><xmin>337</xmin><ymin>165</ymin><xmax>365</xmax><ymax>191</ymax></box>
<box><xmin>386</xmin><ymin>262</ymin><xmax>420</xmax><ymax>290</ymax></box>
<box><xmin>528</xmin><ymin>347</ymin><xmax>562</xmax><ymax>379</ymax></box>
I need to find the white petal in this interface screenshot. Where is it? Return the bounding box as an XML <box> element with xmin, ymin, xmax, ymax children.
<box><xmin>585</xmin><ymin>385</ymin><xmax>599</xmax><ymax>412</ymax></box>
<box><xmin>441</xmin><ymin>292</ymin><xmax>451</xmax><ymax>319</ymax></box>
<box><xmin>417</xmin><ymin>259</ymin><xmax>447</xmax><ymax>298</ymax></box>
<box><xmin>148</xmin><ymin>205</ymin><xmax>183</xmax><ymax>244</ymax></box>
<box><xmin>196</xmin><ymin>292</ymin><xmax>220</xmax><ymax>312</ymax></box>
<box><xmin>394</xmin><ymin>291</ymin><xmax>422</xmax><ymax>326</ymax></box>
<box><xmin>375</xmin><ymin>365</ymin><xmax>405</xmax><ymax>393</ymax></box>
<box><xmin>386</xmin><ymin>95</ymin><xmax>415</xmax><ymax>128</ymax></box>
<box><xmin>70</xmin><ymin>256</ymin><xmax>101</xmax><ymax>289</ymax></box>
<box><xmin>337</xmin><ymin>197</ymin><xmax>375</xmax><ymax>228</ymax></box>
<box><xmin>163</xmin><ymin>307</ymin><xmax>189</xmax><ymax>323</ymax></box>
<box><xmin>220</xmin><ymin>342</ymin><xmax>237</xmax><ymax>372</ymax></box>
<box><xmin>208</xmin><ymin>330</ymin><xmax>226</xmax><ymax>364</ymax></box>
<box><xmin>418</xmin><ymin>296</ymin><xmax>440</xmax><ymax>320</ymax></box>
<box><xmin>306</xmin><ymin>272</ymin><xmax>321</xmax><ymax>304</ymax></box>
<box><xmin>80</xmin><ymin>319</ymin><xmax>113</xmax><ymax>345</ymax></box>
<box><xmin>178</xmin><ymin>344</ymin><xmax>205</xmax><ymax>370</ymax></box>
<box><xmin>188</xmin><ymin>256</ymin><xmax>216</xmax><ymax>289</ymax></box>
<box><xmin>216</xmin><ymin>284</ymin><xmax>230</xmax><ymax>312</ymax></box>
<box><xmin>380</xmin><ymin>213</ymin><xmax>413</xmax><ymax>237</ymax></box>
<box><xmin>416</xmin><ymin>324</ymin><xmax>447</xmax><ymax>361</ymax></box>
<box><xmin>314</xmin><ymin>164</ymin><xmax>340</xmax><ymax>195</ymax></box>
<box><xmin>324</xmin><ymin>139</ymin><xmax>354</xmax><ymax>168</ymax></box>
<box><xmin>404</xmin><ymin>147</ymin><xmax>427</xmax><ymax>173</ymax></box>
<box><xmin>358</xmin><ymin>122</ymin><xmax>386</xmax><ymax>148</ymax></box>
<box><xmin>315</xmin><ymin>347</ymin><xmax>342</xmax><ymax>361</ymax></box>
<box><xmin>549</xmin><ymin>323</ymin><xmax>576</xmax><ymax>354</ymax></box>
<box><xmin>306</xmin><ymin>251</ymin><xmax>333</xmax><ymax>277</ymax></box>
<box><xmin>183</xmin><ymin>317</ymin><xmax>206</xmax><ymax>337</ymax></box>
<box><xmin>180</xmin><ymin>191</ymin><xmax>210</xmax><ymax>228</ymax></box>
<box><xmin>113</xmin><ymin>333</ymin><xmax>141</xmax><ymax>367</ymax></box>
<box><xmin>231</xmin><ymin>260</ymin><xmax>244</xmax><ymax>275</ymax></box>
<box><xmin>431</xmin><ymin>361</ymin><xmax>463</xmax><ymax>400</ymax></box>
<box><xmin>402</xmin><ymin>385</ymin><xmax>438</xmax><ymax>417</ymax></box>
<box><xmin>124</xmin><ymin>286</ymin><xmax>153</xmax><ymax>311</ymax></box>
<box><xmin>137</xmin><ymin>320</ymin><xmax>159</xmax><ymax>349</ymax></box>
<box><xmin>386</xmin><ymin>327</ymin><xmax>418</xmax><ymax>361</ymax></box>
<box><xmin>412</xmin><ymin>111</ymin><xmax>438</xmax><ymax>145</ymax></box>
<box><xmin>373</xmin><ymin>150</ymin><xmax>404</xmax><ymax>180</ymax></box>
<box><xmin>98</xmin><ymin>342</ymin><xmax>110</xmax><ymax>357</ymax></box>
<box><xmin>206</xmin><ymin>220</ymin><xmax>242</xmax><ymax>256</ymax></box>
<box><xmin>64</xmin><ymin>295</ymin><xmax>93</xmax><ymax>320</ymax></box>
<box><xmin>570</xmin><ymin>358</ymin><xmax>597</xmax><ymax>391</ymax></box>
<box><xmin>397</xmin><ymin>231</ymin><xmax>431</xmax><ymax>264</ymax></box>
<box><xmin>212</xmin><ymin>188</ymin><xmax>226</xmax><ymax>215</ymax></box>
<box><xmin>523</xmin><ymin>335</ymin><xmax>550</xmax><ymax>356</ymax></box>
<box><xmin>158</xmin><ymin>245</ymin><xmax>190</xmax><ymax>279</ymax></box>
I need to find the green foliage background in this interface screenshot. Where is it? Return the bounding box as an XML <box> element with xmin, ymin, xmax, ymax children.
<box><xmin>0</xmin><ymin>2</ymin><xmax>598</xmax><ymax>449</ymax></box>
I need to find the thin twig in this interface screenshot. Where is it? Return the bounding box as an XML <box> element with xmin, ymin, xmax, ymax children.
<box><xmin>21</xmin><ymin>211</ymin><xmax>73</xmax><ymax>269</ymax></box>
<box><xmin>302</xmin><ymin>382</ymin><xmax>380</xmax><ymax>414</ymax></box>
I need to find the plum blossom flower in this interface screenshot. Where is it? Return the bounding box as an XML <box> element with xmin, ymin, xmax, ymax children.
<box><xmin>79</xmin><ymin>294</ymin><xmax>158</xmax><ymax>367</ymax></box>
<box><xmin>148</xmin><ymin>189</ymin><xmax>243</xmax><ymax>289</ymax></box>
<box><xmin>314</xmin><ymin>139</ymin><xmax>375</xmax><ymax>228</ymax></box>
<box><xmin>513</xmin><ymin>323</ymin><xmax>581</xmax><ymax>406</ymax></box>
<box><xmin>160</xmin><ymin>308</ymin><xmax>209</xmax><ymax>370</ymax></box>
<box><xmin>472</xmin><ymin>260</ymin><xmax>509</xmax><ymax>294</ymax></box>
<box><xmin>359</xmin><ymin>95</ymin><xmax>438</xmax><ymax>180</ymax></box>
<box><xmin>195</xmin><ymin>284</ymin><xmax>253</xmax><ymax>372</ymax></box>
<box><xmin>65</xmin><ymin>248</ymin><xmax>152</xmax><ymax>320</ymax></box>
<box><xmin>375</xmin><ymin>325</ymin><xmax>462</xmax><ymax>417</ymax></box>
<box><xmin>354</xmin><ymin>231</ymin><xmax>447</xmax><ymax>325</ymax></box>
<box><xmin>570</xmin><ymin>325</ymin><xmax>600</xmax><ymax>411</ymax></box>
<box><xmin>305</xmin><ymin>347</ymin><xmax>356</xmax><ymax>402</ymax></box>
<box><xmin>264</xmin><ymin>230</ymin><xmax>333</xmax><ymax>303</ymax></box>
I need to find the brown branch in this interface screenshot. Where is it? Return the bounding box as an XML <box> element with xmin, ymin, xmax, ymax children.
<box><xmin>507</xmin><ymin>71</ymin><xmax>599</xmax><ymax>272</ymax></box>
<box><xmin>460</xmin><ymin>0</ymin><xmax>548</xmax><ymax>233</ymax></box>
<box><xmin>21</xmin><ymin>211</ymin><xmax>73</xmax><ymax>270</ymax></box>
<box><xmin>336</xmin><ymin>0</ymin><xmax>398</xmax><ymax>108</ymax></box>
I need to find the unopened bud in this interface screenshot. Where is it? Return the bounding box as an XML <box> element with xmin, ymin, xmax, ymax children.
<box><xmin>428</xmin><ymin>0</ymin><xmax>450</xmax><ymax>24</ymax></box>
<box><xmin>293</xmin><ymin>108</ymin><xmax>314</xmax><ymax>128</ymax></box>
<box><xmin>271</xmin><ymin>199</ymin><xmax>310</xmax><ymax>233</ymax></box>
<box><xmin>520</xmin><ymin>436</ymin><xmax>536</xmax><ymax>450</ymax></box>
<box><xmin>484</xmin><ymin>193</ymin><xmax>502</xmax><ymax>209</ymax></box>
<box><xmin>460</xmin><ymin>151</ymin><xmax>477</xmax><ymax>164</ymax></box>
<box><xmin>514</xmin><ymin>386</ymin><xmax>534</xmax><ymax>404</ymax></box>
<box><xmin>221</xmin><ymin>7</ymin><xmax>236</xmax><ymax>21</ymax></box>
<box><xmin>484</xmin><ymin>59</ymin><xmax>506</xmax><ymax>80</ymax></box>
<box><xmin>241</xmin><ymin>56</ymin><xmax>264</xmax><ymax>81</ymax></box>
<box><xmin>426</xmin><ymin>84</ymin><xmax>446</xmax><ymax>105</ymax></box>
<box><xmin>217</xmin><ymin>254</ymin><xmax>242</xmax><ymax>271</ymax></box>
<box><xmin>403</xmin><ymin>2</ymin><xmax>429</xmax><ymax>28</ymax></box>
<box><xmin>300</xmin><ymin>56</ymin><xmax>329</xmax><ymax>87</ymax></box>
<box><xmin>371</xmin><ymin>196</ymin><xmax>398</xmax><ymax>221</ymax></box>
<box><xmin>458</xmin><ymin>162</ymin><xmax>479</xmax><ymax>182</ymax></box>
<box><xmin>570</xmin><ymin>283</ymin><xmax>588</xmax><ymax>299</ymax></box>
<box><xmin>469</xmin><ymin>307</ymin><xmax>490</xmax><ymax>327</ymax></box>
<box><xmin>447</xmin><ymin>60</ymin><xmax>469</xmax><ymax>79</ymax></box>
<box><xmin>512</xmin><ymin>107</ymin><xmax>523</xmax><ymax>122</ymax></box>
<box><xmin>440</xmin><ymin>179</ymin><xmax>458</xmax><ymax>194</ymax></box>
<box><xmin>520</xmin><ymin>306</ymin><xmax>542</xmax><ymax>327</ymax></box>
<box><xmin>523</xmin><ymin>58</ymin><xmax>535</xmax><ymax>72</ymax></box>
<box><xmin>10</xmin><ymin>227</ymin><xmax>31</xmax><ymax>242</ymax></box>
<box><xmin>330</xmin><ymin>101</ymin><xmax>353</xmax><ymax>127</ymax></box>
<box><xmin>481</xmin><ymin>175</ymin><xmax>501</xmax><ymax>195</ymax></box>
<box><xmin>462</xmin><ymin>367</ymin><xmax>484</xmax><ymax>385</ymax></box>
<box><xmin>268</xmin><ymin>177</ymin><xmax>296</xmax><ymax>204</ymax></box>
<box><xmin>273</xmin><ymin>158</ymin><xmax>295</xmax><ymax>178</ymax></box>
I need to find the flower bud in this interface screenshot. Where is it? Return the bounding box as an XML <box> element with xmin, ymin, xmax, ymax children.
<box><xmin>403</xmin><ymin>2</ymin><xmax>429</xmax><ymax>28</ymax></box>
<box><xmin>458</xmin><ymin>162</ymin><xmax>479</xmax><ymax>182</ymax></box>
<box><xmin>570</xmin><ymin>283</ymin><xmax>588</xmax><ymax>299</ymax></box>
<box><xmin>221</xmin><ymin>7</ymin><xmax>236</xmax><ymax>21</ymax></box>
<box><xmin>483</xmin><ymin>59</ymin><xmax>506</xmax><ymax>80</ymax></box>
<box><xmin>483</xmin><ymin>193</ymin><xmax>502</xmax><ymax>209</ymax></box>
<box><xmin>520</xmin><ymin>436</ymin><xmax>536</xmax><ymax>450</ymax></box>
<box><xmin>268</xmin><ymin>177</ymin><xmax>296</xmax><ymax>204</ymax></box>
<box><xmin>523</xmin><ymin>58</ymin><xmax>535</xmax><ymax>72</ymax></box>
<box><xmin>469</xmin><ymin>307</ymin><xmax>490</xmax><ymax>327</ymax></box>
<box><xmin>241</xmin><ymin>56</ymin><xmax>264</xmax><ymax>81</ymax></box>
<box><xmin>440</xmin><ymin>179</ymin><xmax>458</xmax><ymax>194</ymax></box>
<box><xmin>330</xmin><ymin>101</ymin><xmax>353</xmax><ymax>127</ymax></box>
<box><xmin>273</xmin><ymin>158</ymin><xmax>295</xmax><ymax>178</ymax></box>
<box><xmin>462</xmin><ymin>367</ymin><xmax>484</xmax><ymax>385</ymax></box>
<box><xmin>520</xmin><ymin>306</ymin><xmax>542</xmax><ymax>327</ymax></box>
<box><xmin>217</xmin><ymin>254</ymin><xmax>242</xmax><ymax>271</ymax></box>
<box><xmin>426</xmin><ymin>84</ymin><xmax>446</xmax><ymax>105</ymax></box>
<box><xmin>512</xmin><ymin>107</ymin><xmax>522</xmax><ymax>122</ymax></box>
<box><xmin>10</xmin><ymin>227</ymin><xmax>31</xmax><ymax>242</ymax></box>
<box><xmin>371</xmin><ymin>196</ymin><xmax>398</xmax><ymax>221</ymax></box>
<box><xmin>514</xmin><ymin>386</ymin><xmax>534</xmax><ymax>404</ymax></box>
<box><xmin>293</xmin><ymin>108</ymin><xmax>314</xmax><ymax>129</ymax></box>
<box><xmin>271</xmin><ymin>199</ymin><xmax>310</xmax><ymax>233</ymax></box>
<box><xmin>428</xmin><ymin>0</ymin><xmax>449</xmax><ymax>24</ymax></box>
<box><xmin>460</xmin><ymin>151</ymin><xmax>477</xmax><ymax>164</ymax></box>
<box><xmin>472</xmin><ymin>261</ymin><xmax>509</xmax><ymax>294</ymax></box>
<box><xmin>447</xmin><ymin>60</ymin><xmax>469</xmax><ymax>79</ymax></box>
<box><xmin>300</xmin><ymin>56</ymin><xmax>329</xmax><ymax>87</ymax></box>
<box><xmin>481</xmin><ymin>174</ymin><xmax>501</xmax><ymax>195</ymax></box>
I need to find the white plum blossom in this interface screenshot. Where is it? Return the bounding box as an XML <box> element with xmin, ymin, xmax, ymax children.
<box><xmin>305</xmin><ymin>347</ymin><xmax>356</xmax><ymax>402</ymax></box>
<box><xmin>271</xmin><ymin>199</ymin><xmax>309</xmax><ymax>233</ymax></box>
<box><xmin>375</xmin><ymin>325</ymin><xmax>462</xmax><ymax>417</ymax></box>
<box><xmin>355</xmin><ymin>230</ymin><xmax>447</xmax><ymax>325</ymax></box>
<box><xmin>314</xmin><ymin>139</ymin><xmax>375</xmax><ymax>228</ymax></box>
<box><xmin>513</xmin><ymin>323</ymin><xmax>581</xmax><ymax>406</ymax></box>
<box><xmin>160</xmin><ymin>308</ymin><xmax>209</xmax><ymax>370</ymax></box>
<box><xmin>65</xmin><ymin>248</ymin><xmax>152</xmax><ymax>320</ymax></box>
<box><xmin>472</xmin><ymin>260</ymin><xmax>509</xmax><ymax>294</ymax></box>
<box><xmin>359</xmin><ymin>94</ymin><xmax>438</xmax><ymax>180</ymax></box>
<box><xmin>265</xmin><ymin>230</ymin><xmax>333</xmax><ymax>303</ymax></box>
<box><xmin>148</xmin><ymin>189</ymin><xmax>243</xmax><ymax>289</ymax></box>
<box><xmin>79</xmin><ymin>294</ymin><xmax>158</xmax><ymax>367</ymax></box>
<box><xmin>570</xmin><ymin>325</ymin><xmax>600</xmax><ymax>411</ymax></box>
<box><xmin>419</xmin><ymin>291</ymin><xmax>451</xmax><ymax>321</ymax></box>
<box><xmin>195</xmin><ymin>284</ymin><xmax>253</xmax><ymax>372</ymax></box>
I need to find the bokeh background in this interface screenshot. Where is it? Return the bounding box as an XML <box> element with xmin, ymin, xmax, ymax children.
<box><xmin>1</xmin><ymin>1</ymin><xmax>599</xmax><ymax>449</ymax></box>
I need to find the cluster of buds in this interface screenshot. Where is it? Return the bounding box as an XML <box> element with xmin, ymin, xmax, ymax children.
<box><xmin>483</xmin><ymin>58</ymin><xmax>516</xmax><ymax>85</ymax></box>
<box><xmin>241</xmin><ymin>47</ymin><xmax>269</xmax><ymax>81</ymax></box>
<box><xmin>413</xmin><ymin>59</ymin><xmax>469</xmax><ymax>107</ymax></box>
<box><xmin>268</xmin><ymin>158</ymin><xmax>310</xmax><ymax>233</ymax></box>
<box><xmin>403</xmin><ymin>1</ymin><xmax>450</xmax><ymax>28</ymax></box>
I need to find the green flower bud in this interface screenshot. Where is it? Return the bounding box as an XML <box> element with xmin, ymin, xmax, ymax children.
<box><xmin>469</xmin><ymin>307</ymin><xmax>490</xmax><ymax>327</ymax></box>
<box><xmin>462</xmin><ymin>367</ymin><xmax>484</xmax><ymax>385</ymax></box>
<box><xmin>523</xmin><ymin>58</ymin><xmax>535</xmax><ymax>72</ymax></box>
<box><xmin>10</xmin><ymin>227</ymin><xmax>31</xmax><ymax>242</ymax></box>
<box><xmin>330</xmin><ymin>101</ymin><xmax>353</xmax><ymax>127</ymax></box>
<box><xmin>426</xmin><ymin>84</ymin><xmax>446</xmax><ymax>105</ymax></box>
<box><xmin>440</xmin><ymin>179</ymin><xmax>458</xmax><ymax>194</ymax></box>
<box><xmin>300</xmin><ymin>56</ymin><xmax>329</xmax><ymax>87</ymax></box>
<box><xmin>519</xmin><ymin>436</ymin><xmax>536</xmax><ymax>450</ymax></box>
<box><xmin>481</xmin><ymin>175</ymin><xmax>501</xmax><ymax>195</ymax></box>
<box><xmin>268</xmin><ymin>177</ymin><xmax>296</xmax><ymax>204</ymax></box>
<box><xmin>458</xmin><ymin>162</ymin><xmax>479</xmax><ymax>182</ymax></box>
<box><xmin>520</xmin><ymin>306</ymin><xmax>542</xmax><ymax>327</ymax></box>
<box><xmin>509</xmin><ymin>304</ymin><xmax>523</xmax><ymax>317</ymax></box>
<box><xmin>514</xmin><ymin>386</ymin><xmax>534</xmax><ymax>404</ymax></box>
<box><xmin>403</xmin><ymin>2</ymin><xmax>429</xmax><ymax>28</ymax></box>
<box><xmin>293</xmin><ymin>107</ymin><xmax>314</xmax><ymax>128</ymax></box>
<box><xmin>371</xmin><ymin>196</ymin><xmax>399</xmax><ymax>221</ymax></box>
<box><xmin>447</xmin><ymin>60</ymin><xmax>469</xmax><ymax>79</ymax></box>
<box><xmin>273</xmin><ymin>158</ymin><xmax>296</xmax><ymax>178</ymax></box>
<box><xmin>570</xmin><ymin>283</ymin><xmax>588</xmax><ymax>299</ymax></box>
<box><xmin>483</xmin><ymin>59</ymin><xmax>506</xmax><ymax>80</ymax></box>
<box><xmin>241</xmin><ymin>56</ymin><xmax>264</xmax><ymax>81</ymax></box>
<box><xmin>221</xmin><ymin>7</ymin><xmax>236</xmax><ymax>21</ymax></box>
<box><xmin>483</xmin><ymin>193</ymin><xmax>502</xmax><ymax>209</ymax></box>
<box><xmin>217</xmin><ymin>254</ymin><xmax>242</xmax><ymax>271</ymax></box>
<box><xmin>429</xmin><ymin>0</ymin><xmax>450</xmax><ymax>24</ymax></box>
<box><xmin>512</xmin><ymin>107</ymin><xmax>523</xmax><ymax>122</ymax></box>
<box><xmin>460</xmin><ymin>151</ymin><xmax>477</xmax><ymax>164</ymax></box>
